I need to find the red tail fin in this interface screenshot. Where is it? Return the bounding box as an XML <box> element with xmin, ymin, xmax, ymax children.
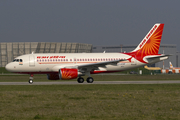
<box><xmin>133</xmin><ymin>23</ymin><xmax>164</xmax><ymax>55</ymax></box>
<box><xmin>126</xmin><ymin>23</ymin><xmax>164</xmax><ymax>63</ymax></box>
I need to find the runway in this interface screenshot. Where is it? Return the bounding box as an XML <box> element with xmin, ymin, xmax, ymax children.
<box><xmin>1</xmin><ymin>81</ymin><xmax>180</xmax><ymax>85</ymax></box>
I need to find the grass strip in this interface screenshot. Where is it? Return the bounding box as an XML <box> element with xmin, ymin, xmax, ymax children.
<box><xmin>0</xmin><ymin>84</ymin><xmax>180</xmax><ymax>120</ymax></box>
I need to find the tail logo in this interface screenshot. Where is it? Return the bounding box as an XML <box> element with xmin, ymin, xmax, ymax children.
<box><xmin>146</xmin><ymin>25</ymin><xmax>157</xmax><ymax>39</ymax></box>
<box><xmin>137</xmin><ymin>26</ymin><xmax>163</xmax><ymax>57</ymax></box>
<box><xmin>139</xmin><ymin>25</ymin><xmax>157</xmax><ymax>48</ymax></box>
<box><xmin>125</xmin><ymin>23</ymin><xmax>164</xmax><ymax>63</ymax></box>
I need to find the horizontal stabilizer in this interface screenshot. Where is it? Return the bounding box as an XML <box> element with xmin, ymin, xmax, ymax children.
<box><xmin>144</xmin><ymin>54</ymin><xmax>172</xmax><ymax>63</ymax></box>
<box><xmin>145</xmin><ymin>54</ymin><xmax>172</xmax><ymax>60</ymax></box>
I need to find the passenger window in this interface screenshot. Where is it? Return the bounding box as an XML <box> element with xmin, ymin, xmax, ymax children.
<box><xmin>13</xmin><ymin>59</ymin><xmax>16</xmax><ymax>62</ymax></box>
<box><xmin>20</xmin><ymin>59</ymin><xmax>23</xmax><ymax>62</ymax></box>
<box><xmin>17</xmin><ymin>59</ymin><xmax>19</xmax><ymax>62</ymax></box>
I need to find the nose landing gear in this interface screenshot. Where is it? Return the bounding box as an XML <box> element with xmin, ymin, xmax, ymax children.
<box><xmin>29</xmin><ymin>74</ymin><xmax>33</xmax><ymax>84</ymax></box>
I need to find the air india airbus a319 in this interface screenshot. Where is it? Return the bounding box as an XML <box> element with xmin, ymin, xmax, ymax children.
<box><xmin>5</xmin><ymin>23</ymin><xmax>170</xmax><ymax>84</ymax></box>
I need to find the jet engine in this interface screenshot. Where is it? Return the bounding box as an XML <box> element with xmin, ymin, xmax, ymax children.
<box><xmin>47</xmin><ymin>68</ymin><xmax>79</xmax><ymax>80</ymax></box>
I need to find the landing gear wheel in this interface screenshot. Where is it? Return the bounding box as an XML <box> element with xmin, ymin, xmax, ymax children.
<box><xmin>77</xmin><ymin>77</ymin><xmax>84</xmax><ymax>83</ymax></box>
<box><xmin>29</xmin><ymin>79</ymin><xmax>33</xmax><ymax>84</ymax></box>
<box><xmin>86</xmin><ymin>77</ymin><xmax>94</xmax><ymax>83</ymax></box>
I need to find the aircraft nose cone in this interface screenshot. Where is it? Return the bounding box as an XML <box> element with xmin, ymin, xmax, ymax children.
<box><xmin>5</xmin><ymin>64</ymin><xmax>12</xmax><ymax>72</ymax></box>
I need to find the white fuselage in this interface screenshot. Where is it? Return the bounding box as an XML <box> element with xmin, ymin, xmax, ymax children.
<box><xmin>5</xmin><ymin>53</ymin><xmax>147</xmax><ymax>74</ymax></box>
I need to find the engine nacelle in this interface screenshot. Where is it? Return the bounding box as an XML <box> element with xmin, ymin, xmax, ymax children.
<box><xmin>47</xmin><ymin>68</ymin><xmax>79</xmax><ymax>80</ymax></box>
<box><xmin>59</xmin><ymin>68</ymin><xmax>78</xmax><ymax>80</ymax></box>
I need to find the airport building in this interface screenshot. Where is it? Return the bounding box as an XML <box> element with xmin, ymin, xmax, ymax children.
<box><xmin>92</xmin><ymin>44</ymin><xmax>179</xmax><ymax>68</ymax></box>
<box><xmin>0</xmin><ymin>42</ymin><xmax>92</xmax><ymax>67</ymax></box>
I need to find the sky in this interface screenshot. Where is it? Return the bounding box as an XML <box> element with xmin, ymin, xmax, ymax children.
<box><xmin>0</xmin><ymin>0</ymin><xmax>180</xmax><ymax>51</ymax></box>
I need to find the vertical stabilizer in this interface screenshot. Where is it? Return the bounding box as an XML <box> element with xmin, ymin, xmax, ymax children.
<box><xmin>132</xmin><ymin>23</ymin><xmax>164</xmax><ymax>55</ymax></box>
<box><xmin>126</xmin><ymin>23</ymin><xmax>165</xmax><ymax>63</ymax></box>
<box><xmin>169</xmin><ymin>62</ymin><xmax>173</xmax><ymax>69</ymax></box>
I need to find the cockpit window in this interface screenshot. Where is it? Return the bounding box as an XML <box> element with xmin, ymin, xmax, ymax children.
<box><xmin>13</xmin><ymin>59</ymin><xmax>23</xmax><ymax>62</ymax></box>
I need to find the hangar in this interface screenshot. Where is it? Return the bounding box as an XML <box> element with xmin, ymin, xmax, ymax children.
<box><xmin>0</xmin><ymin>42</ymin><xmax>92</xmax><ymax>67</ymax></box>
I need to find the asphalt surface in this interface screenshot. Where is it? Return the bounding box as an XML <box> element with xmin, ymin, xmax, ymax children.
<box><xmin>1</xmin><ymin>81</ymin><xmax>180</xmax><ymax>85</ymax></box>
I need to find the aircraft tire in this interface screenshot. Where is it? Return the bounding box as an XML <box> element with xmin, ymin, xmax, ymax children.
<box><xmin>87</xmin><ymin>77</ymin><xmax>94</xmax><ymax>83</ymax></box>
<box><xmin>29</xmin><ymin>79</ymin><xmax>33</xmax><ymax>84</ymax></box>
<box><xmin>77</xmin><ymin>77</ymin><xmax>84</xmax><ymax>83</ymax></box>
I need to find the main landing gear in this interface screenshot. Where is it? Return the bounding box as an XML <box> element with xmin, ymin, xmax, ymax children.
<box><xmin>29</xmin><ymin>74</ymin><xmax>33</xmax><ymax>84</ymax></box>
<box><xmin>77</xmin><ymin>77</ymin><xmax>94</xmax><ymax>83</ymax></box>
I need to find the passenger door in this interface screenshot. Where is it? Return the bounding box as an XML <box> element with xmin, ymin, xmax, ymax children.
<box><xmin>29</xmin><ymin>55</ymin><xmax>35</xmax><ymax>67</ymax></box>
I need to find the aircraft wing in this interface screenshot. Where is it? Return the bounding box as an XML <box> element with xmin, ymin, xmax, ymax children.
<box><xmin>51</xmin><ymin>59</ymin><xmax>126</xmax><ymax>72</ymax></box>
<box><xmin>77</xmin><ymin>59</ymin><xmax>126</xmax><ymax>71</ymax></box>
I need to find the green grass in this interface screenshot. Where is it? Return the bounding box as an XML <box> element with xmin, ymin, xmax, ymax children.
<box><xmin>0</xmin><ymin>67</ymin><xmax>11</xmax><ymax>74</ymax></box>
<box><xmin>1</xmin><ymin>74</ymin><xmax>180</xmax><ymax>82</ymax></box>
<box><xmin>0</xmin><ymin>84</ymin><xmax>180</xmax><ymax>120</ymax></box>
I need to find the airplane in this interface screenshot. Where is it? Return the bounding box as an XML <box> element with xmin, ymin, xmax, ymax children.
<box><xmin>168</xmin><ymin>62</ymin><xmax>180</xmax><ymax>73</ymax></box>
<box><xmin>169</xmin><ymin>62</ymin><xmax>180</xmax><ymax>70</ymax></box>
<box><xmin>5</xmin><ymin>23</ymin><xmax>170</xmax><ymax>84</ymax></box>
<box><xmin>144</xmin><ymin>65</ymin><xmax>162</xmax><ymax>70</ymax></box>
